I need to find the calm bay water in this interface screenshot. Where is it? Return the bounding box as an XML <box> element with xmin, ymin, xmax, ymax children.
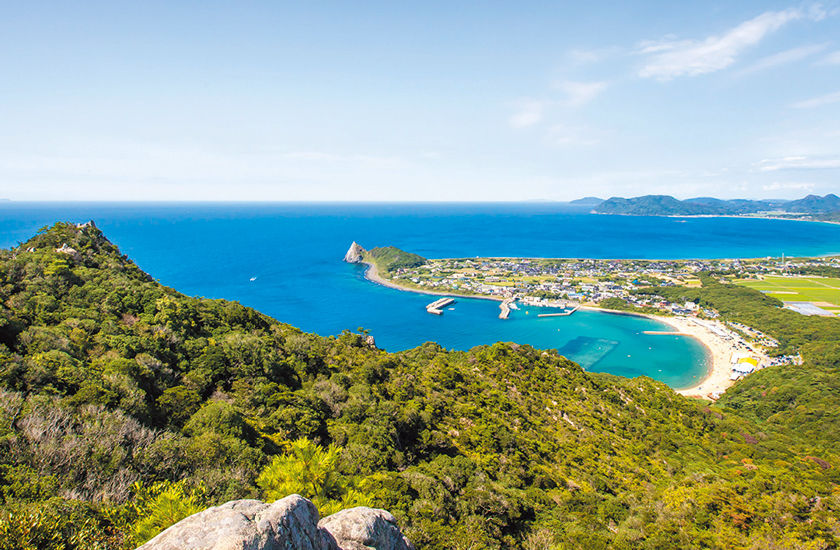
<box><xmin>4</xmin><ymin>202</ymin><xmax>840</xmax><ymax>389</ymax></box>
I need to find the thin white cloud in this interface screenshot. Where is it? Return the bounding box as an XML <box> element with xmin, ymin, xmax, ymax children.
<box><xmin>808</xmin><ymin>3</ymin><xmax>828</xmax><ymax>21</ymax></box>
<box><xmin>762</xmin><ymin>182</ymin><xmax>816</xmax><ymax>191</ymax></box>
<box><xmin>281</xmin><ymin>151</ymin><xmax>402</xmax><ymax>168</ymax></box>
<box><xmin>791</xmin><ymin>91</ymin><xmax>840</xmax><ymax>108</ymax></box>
<box><xmin>638</xmin><ymin>8</ymin><xmax>806</xmax><ymax>80</ymax></box>
<box><xmin>553</xmin><ymin>81</ymin><xmax>610</xmax><ymax>107</ymax></box>
<box><xmin>739</xmin><ymin>44</ymin><xmax>827</xmax><ymax>74</ymax></box>
<box><xmin>509</xmin><ymin>98</ymin><xmax>550</xmax><ymax>128</ymax></box>
<box><xmin>544</xmin><ymin>125</ymin><xmax>601</xmax><ymax>146</ymax></box>
<box><xmin>817</xmin><ymin>50</ymin><xmax>840</xmax><ymax>64</ymax></box>
<box><xmin>568</xmin><ymin>49</ymin><xmax>602</xmax><ymax>64</ymax></box>
<box><xmin>508</xmin><ymin>83</ymin><xmax>607</xmax><ymax>129</ymax></box>
<box><xmin>566</xmin><ymin>47</ymin><xmax>622</xmax><ymax>65</ymax></box>
<box><xmin>281</xmin><ymin>151</ymin><xmax>344</xmax><ymax>162</ymax></box>
<box><xmin>756</xmin><ymin>156</ymin><xmax>840</xmax><ymax>171</ymax></box>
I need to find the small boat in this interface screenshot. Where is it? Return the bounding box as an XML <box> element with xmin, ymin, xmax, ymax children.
<box><xmin>250</xmin><ymin>277</ymin><xmax>257</xmax><ymax>281</ymax></box>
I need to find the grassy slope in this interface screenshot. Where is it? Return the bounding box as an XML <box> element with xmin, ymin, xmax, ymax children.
<box><xmin>362</xmin><ymin>246</ymin><xmax>427</xmax><ymax>274</ymax></box>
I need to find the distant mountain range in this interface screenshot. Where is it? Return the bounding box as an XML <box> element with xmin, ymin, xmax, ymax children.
<box><xmin>579</xmin><ymin>194</ymin><xmax>840</xmax><ymax>218</ymax></box>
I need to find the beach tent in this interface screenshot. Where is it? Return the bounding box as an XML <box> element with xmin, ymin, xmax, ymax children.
<box><xmin>733</xmin><ymin>362</ymin><xmax>756</xmax><ymax>375</ymax></box>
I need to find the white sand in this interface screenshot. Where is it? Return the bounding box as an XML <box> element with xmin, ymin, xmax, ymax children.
<box><xmin>652</xmin><ymin>315</ymin><xmax>764</xmax><ymax>399</ymax></box>
<box><xmin>583</xmin><ymin>307</ymin><xmax>763</xmax><ymax>400</ymax></box>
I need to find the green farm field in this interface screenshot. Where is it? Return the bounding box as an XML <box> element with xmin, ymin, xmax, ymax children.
<box><xmin>737</xmin><ymin>275</ymin><xmax>840</xmax><ymax>308</ymax></box>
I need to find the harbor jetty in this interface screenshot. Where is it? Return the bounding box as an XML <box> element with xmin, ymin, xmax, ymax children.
<box><xmin>426</xmin><ymin>297</ymin><xmax>455</xmax><ymax>315</ymax></box>
<box><xmin>499</xmin><ymin>298</ymin><xmax>515</xmax><ymax>319</ymax></box>
<box><xmin>537</xmin><ymin>305</ymin><xmax>580</xmax><ymax>318</ymax></box>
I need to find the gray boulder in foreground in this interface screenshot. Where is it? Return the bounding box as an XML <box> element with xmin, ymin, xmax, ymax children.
<box><xmin>319</xmin><ymin>507</ymin><xmax>413</xmax><ymax>550</ymax></box>
<box><xmin>136</xmin><ymin>495</ymin><xmax>414</xmax><ymax>550</ymax></box>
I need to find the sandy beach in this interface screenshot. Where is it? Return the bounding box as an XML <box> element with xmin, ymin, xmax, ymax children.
<box><xmin>363</xmin><ymin>271</ymin><xmax>751</xmax><ymax>400</ymax></box>
<box><xmin>577</xmin><ymin>307</ymin><xmax>756</xmax><ymax>399</ymax></box>
<box><xmin>645</xmin><ymin>315</ymin><xmax>756</xmax><ymax>399</ymax></box>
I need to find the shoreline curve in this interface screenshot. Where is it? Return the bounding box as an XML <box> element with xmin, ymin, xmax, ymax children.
<box><xmin>582</xmin><ymin>306</ymin><xmax>744</xmax><ymax>398</ymax></box>
<box><xmin>361</xmin><ymin>263</ymin><xmax>739</xmax><ymax>400</ymax></box>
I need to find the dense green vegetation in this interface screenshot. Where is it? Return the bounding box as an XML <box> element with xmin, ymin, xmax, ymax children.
<box><xmin>1</xmin><ymin>224</ymin><xmax>839</xmax><ymax>549</ymax></box>
<box><xmin>636</xmin><ymin>274</ymin><xmax>840</xmax><ymax>454</ymax></box>
<box><xmin>363</xmin><ymin>246</ymin><xmax>427</xmax><ymax>274</ymax></box>
<box><xmin>785</xmin><ymin>264</ymin><xmax>840</xmax><ymax>279</ymax></box>
<box><xmin>815</xmin><ymin>211</ymin><xmax>840</xmax><ymax>223</ymax></box>
<box><xmin>594</xmin><ymin>195</ymin><xmax>722</xmax><ymax>216</ymax></box>
<box><xmin>597</xmin><ymin>297</ymin><xmax>649</xmax><ymax>313</ymax></box>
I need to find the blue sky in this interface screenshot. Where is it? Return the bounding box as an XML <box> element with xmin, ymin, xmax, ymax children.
<box><xmin>1</xmin><ymin>1</ymin><xmax>839</xmax><ymax>201</ymax></box>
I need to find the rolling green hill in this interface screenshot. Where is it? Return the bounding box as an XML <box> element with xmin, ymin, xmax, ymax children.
<box><xmin>363</xmin><ymin>246</ymin><xmax>427</xmax><ymax>274</ymax></box>
<box><xmin>0</xmin><ymin>224</ymin><xmax>838</xmax><ymax>549</ymax></box>
<box><xmin>594</xmin><ymin>195</ymin><xmax>722</xmax><ymax>216</ymax></box>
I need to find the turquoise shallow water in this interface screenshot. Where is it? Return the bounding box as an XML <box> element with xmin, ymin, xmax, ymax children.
<box><xmin>4</xmin><ymin>202</ymin><xmax>840</xmax><ymax>388</ymax></box>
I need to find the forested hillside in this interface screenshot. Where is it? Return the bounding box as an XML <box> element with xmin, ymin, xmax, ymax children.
<box><xmin>637</xmin><ymin>274</ymin><xmax>840</xmax><ymax>455</ymax></box>
<box><xmin>363</xmin><ymin>246</ymin><xmax>427</xmax><ymax>273</ymax></box>
<box><xmin>0</xmin><ymin>224</ymin><xmax>838</xmax><ymax>549</ymax></box>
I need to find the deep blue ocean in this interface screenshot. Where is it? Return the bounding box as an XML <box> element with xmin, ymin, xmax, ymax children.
<box><xmin>4</xmin><ymin>202</ymin><xmax>840</xmax><ymax>389</ymax></box>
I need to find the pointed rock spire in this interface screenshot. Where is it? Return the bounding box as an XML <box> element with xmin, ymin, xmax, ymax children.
<box><xmin>343</xmin><ymin>241</ymin><xmax>366</xmax><ymax>263</ymax></box>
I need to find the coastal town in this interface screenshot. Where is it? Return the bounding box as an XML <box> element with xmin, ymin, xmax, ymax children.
<box><xmin>371</xmin><ymin>254</ymin><xmax>836</xmax><ymax>399</ymax></box>
<box><xmin>387</xmin><ymin>255</ymin><xmax>840</xmax><ymax>311</ymax></box>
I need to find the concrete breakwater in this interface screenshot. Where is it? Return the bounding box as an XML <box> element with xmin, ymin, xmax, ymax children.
<box><xmin>426</xmin><ymin>297</ymin><xmax>455</xmax><ymax>315</ymax></box>
<box><xmin>499</xmin><ymin>298</ymin><xmax>515</xmax><ymax>320</ymax></box>
<box><xmin>537</xmin><ymin>305</ymin><xmax>580</xmax><ymax>318</ymax></box>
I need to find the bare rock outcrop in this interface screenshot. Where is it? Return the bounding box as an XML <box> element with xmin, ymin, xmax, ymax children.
<box><xmin>136</xmin><ymin>495</ymin><xmax>413</xmax><ymax>550</ymax></box>
<box><xmin>343</xmin><ymin>242</ymin><xmax>366</xmax><ymax>264</ymax></box>
<box><xmin>319</xmin><ymin>507</ymin><xmax>414</xmax><ymax>550</ymax></box>
<box><xmin>55</xmin><ymin>243</ymin><xmax>79</xmax><ymax>257</ymax></box>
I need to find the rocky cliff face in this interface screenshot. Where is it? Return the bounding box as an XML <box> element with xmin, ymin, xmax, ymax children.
<box><xmin>137</xmin><ymin>495</ymin><xmax>414</xmax><ymax>550</ymax></box>
<box><xmin>343</xmin><ymin>242</ymin><xmax>366</xmax><ymax>264</ymax></box>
